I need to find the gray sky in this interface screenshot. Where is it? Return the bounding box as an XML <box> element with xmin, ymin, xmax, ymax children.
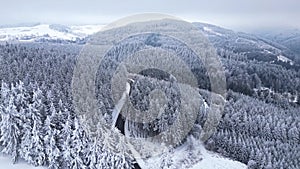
<box><xmin>1</xmin><ymin>0</ymin><xmax>300</xmax><ymax>31</ymax></box>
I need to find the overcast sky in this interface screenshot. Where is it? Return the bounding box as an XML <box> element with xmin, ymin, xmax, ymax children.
<box><xmin>1</xmin><ymin>0</ymin><xmax>299</xmax><ymax>31</ymax></box>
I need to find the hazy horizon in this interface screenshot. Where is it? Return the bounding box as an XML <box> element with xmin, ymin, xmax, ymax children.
<box><xmin>1</xmin><ymin>0</ymin><xmax>300</xmax><ymax>32</ymax></box>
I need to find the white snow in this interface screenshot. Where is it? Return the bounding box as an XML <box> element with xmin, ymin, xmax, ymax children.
<box><xmin>277</xmin><ymin>55</ymin><xmax>290</xmax><ymax>62</ymax></box>
<box><xmin>203</xmin><ymin>27</ymin><xmax>223</xmax><ymax>36</ymax></box>
<box><xmin>294</xmin><ymin>95</ymin><xmax>298</xmax><ymax>103</ymax></box>
<box><xmin>0</xmin><ymin>138</ymin><xmax>247</xmax><ymax>169</ymax></box>
<box><xmin>263</xmin><ymin>49</ymin><xmax>272</xmax><ymax>54</ymax></box>
<box><xmin>0</xmin><ymin>24</ymin><xmax>104</xmax><ymax>42</ymax></box>
<box><xmin>0</xmin><ymin>154</ymin><xmax>45</xmax><ymax>169</ymax></box>
<box><xmin>137</xmin><ymin>137</ymin><xmax>247</xmax><ymax>169</ymax></box>
<box><xmin>235</xmin><ymin>37</ymin><xmax>257</xmax><ymax>44</ymax></box>
<box><xmin>0</xmin><ymin>24</ymin><xmax>75</xmax><ymax>41</ymax></box>
<box><xmin>190</xmin><ymin>145</ymin><xmax>246</xmax><ymax>169</ymax></box>
<box><xmin>277</xmin><ymin>55</ymin><xmax>294</xmax><ymax>65</ymax></box>
<box><xmin>70</xmin><ymin>25</ymin><xmax>104</xmax><ymax>35</ymax></box>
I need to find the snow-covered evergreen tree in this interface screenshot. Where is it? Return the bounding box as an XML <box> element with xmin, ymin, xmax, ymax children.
<box><xmin>86</xmin><ymin>138</ymin><xmax>99</xmax><ymax>169</ymax></box>
<box><xmin>69</xmin><ymin>117</ymin><xmax>88</xmax><ymax>169</ymax></box>
<box><xmin>32</xmin><ymin>87</ymin><xmax>46</xmax><ymax>121</ymax></box>
<box><xmin>20</xmin><ymin>107</ymin><xmax>34</xmax><ymax>162</ymax></box>
<box><xmin>0</xmin><ymin>81</ymin><xmax>10</xmax><ymax>138</ymax></box>
<box><xmin>159</xmin><ymin>146</ymin><xmax>174</xmax><ymax>169</ymax></box>
<box><xmin>31</xmin><ymin>119</ymin><xmax>46</xmax><ymax>166</ymax></box>
<box><xmin>44</xmin><ymin>115</ymin><xmax>61</xmax><ymax>169</ymax></box>
<box><xmin>61</xmin><ymin>113</ymin><xmax>73</xmax><ymax>168</ymax></box>
<box><xmin>0</xmin><ymin>81</ymin><xmax>10</xmax><ymax>108</ymax></box>
<box><xmin>0</xmin><ymin>96</ymin><xmax>22</xmax><ymax>163</ymax></box>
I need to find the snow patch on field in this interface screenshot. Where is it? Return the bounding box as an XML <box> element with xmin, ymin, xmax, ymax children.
<box><xmin>203</xmin><ymin>27</ymin><xmax>224</xmax><ymax>36</ymax></box>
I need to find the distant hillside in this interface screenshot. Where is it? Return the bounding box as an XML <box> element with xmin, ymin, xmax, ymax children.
<box><xmin>254</xmin><ymin>28</ymin><xmax>300</xmax><ymax>63</ymax></box>
<box><xmin>193</xmin><ymin>22</ymin><xmax>299</xmax><ymax>67</ymax></box>
<box><xmin>0</xmin><ymin>23</ymin><xmax>104</xmax><ymax>44</ymax></box>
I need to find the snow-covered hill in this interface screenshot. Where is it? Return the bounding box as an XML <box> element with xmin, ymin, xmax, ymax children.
<box><xmin>0</xmin><ymin>22</ymin><xmax>298</xmax><ymax>67</ymax></box>
<box><xmin>0</xmin><ymin>24</ymin><xmax>104</xmax><ymax>43</ymax></box>
<box><xmin>254</xmin><ymin>28</ymin><xmax>300</xmax><ymax>58</ymax></box>
<box><xmin>193</xmin><ymin>22</ymin><xmax>298</xmax><ymax>66</ymax></box>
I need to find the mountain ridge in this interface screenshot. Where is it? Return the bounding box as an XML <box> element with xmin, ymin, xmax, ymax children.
<box><xmin>1</xmin><ymin>22</ymin><xmax>299</xmax><ymax>67</ymax></box>
<box><xmin>193</xmin><ymin>22</ymin><xmax>299</xmax><ymax>66</ymax></box>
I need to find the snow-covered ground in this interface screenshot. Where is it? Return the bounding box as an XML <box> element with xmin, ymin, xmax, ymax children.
<box><xmin>0</xmin><ymin>154</ymin><xmax>45</xmax><ymax>169</ymax></box>
<box><xmin>70</xmin><ymin>25</ymin><xmax>104</xmax><ymax>35</ymax></box>
<box><xmin>203</xmin><ymin>27</ymin><xmax>224</xmax><ymax>37</ymax></box>
<box><xmin>137</xmin><ymin>137</ymin><xmax>247</xmax><ymax>169</ymax></box>
<box><xmin>190</xmin><ymin>145</ymin><xmax>246</xmax><ymax>169</ymax></box>
<box><xmin>0</xmin><ymin>148</ymin><xmax>246</xmax><ymax>169</ymax></box>
<box><xmin>277</xmin><ymin>55</ymin><xmax>294</xmax><ymax>65</ymax></box>
<box><xmin>0</xmin><ymin>24</ymin><xmax>104</xmax><ymax>42</ymax></box>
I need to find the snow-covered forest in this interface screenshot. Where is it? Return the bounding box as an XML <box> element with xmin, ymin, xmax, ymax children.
<box><xmin>0</xmin><ymin>43</ymin><xmax>135</xmax><ymax>168</ymax></box>
<box><xmin>0</xmin><ymin>20</ymin><xmax>299</xmax><ymax>169</ymax></box>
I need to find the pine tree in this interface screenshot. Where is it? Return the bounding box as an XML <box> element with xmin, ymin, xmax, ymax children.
<box><xmin>160</xmin><ymin>146</ymin><xmax>174</xmax><ymax>169</ymax></box>
<box><xmin>0</xmin><ymin>96</ymin><xmax>22</xmax><ymax>163</ymax></box>
<box><xmin>20</xmin><ymin>107</ymin><xmax>34</xmax><ymax>162</ymax></box>
<box><xmin>69</xmin><ymin>117</ymin><xmax>88</xmax><ymax>169</ymax></box>
<box><xmin>0</xmin><ymin>81</ymin><xmax>10</xmax><ymax>138</ymax></box>
<box><xmin>32</xmin><ymin>87</ymin><xmax>46</xmax><ymax>122</ymax></box>
<box><xmin>86</xmin><ymin>138</ymin><xmax>99</xmax><ymax>169</ymax></box>
<box><xmin>0</xmin><ymin>81</ymin><xmax>10</xmax><ymax>107</ymax></box>
<box><xmin>44</xmin><ymin>113</ymin><xmax>61</xmax><ymax>169</ymax></box>
<box><xmin>31</xmin><ymin>120</ymin><xmax>46</xmax><ymax>166</ymax></box>
<box><xmin>20</xmin><ymin>87</ymin><xmax>46</xmax><ymax>166</ymax></box>
<box><xmin>14</xmin><ymin>81</ymin><xmax>29</xmax><ymax>111</ymax></box>
<box><xmin>61</xmin><ymin>113</ymin><xmax>73</xmax><ymax>168</ymax></box>
<box><xmin>95</xmin><ymin>126</ymin><xmax>133</xmax><ymax>169</ymax></box>
<box><xmin>46</xmin><ymin>129</ymin><xmax>60</xmax><ymax>169</ymax></box>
